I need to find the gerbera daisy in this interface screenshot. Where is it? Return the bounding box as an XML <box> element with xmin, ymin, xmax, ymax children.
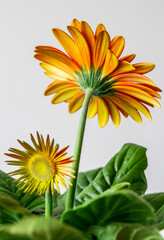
<box><xmin>5</xmin><ymin>132</ymin><xmax>75</xmax><ymax>195</ymax></box>
<box><xmin>34</xmin><ymin>18</ymin><xmax>161</xmax><ymax>128</ymax></box>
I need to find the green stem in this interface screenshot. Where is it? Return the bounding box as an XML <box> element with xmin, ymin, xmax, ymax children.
<box><xmin>45</xmin><ymin>189</ymin><xmax>53</xmax><ymax>217</ymax></box>
<box><xmin>66</xmin><ymin>88</ymin><xmax>93</xmax><ymax>210</ymax></box>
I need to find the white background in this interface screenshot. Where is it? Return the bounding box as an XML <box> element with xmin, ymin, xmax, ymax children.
<box><xmin>0</xmin><ymin>0</ymin><xmax>164</xmax><ymax>199</ymax></box>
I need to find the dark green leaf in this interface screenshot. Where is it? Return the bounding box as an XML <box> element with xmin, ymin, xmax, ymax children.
<box><xmin>62</xmin><ymin>189</ymin><xmax>154</xmax><ymax>231</ymax></box>
<box><xmin>0</xmin><ymin>195</ymin><xmax>30</xmax><ymax>225</ymax></box>
<box><xmin>76</xmin><ymin>143</ymin><xmax>147</xmax><ymax>205</ymax></box>
<box><xmin>0</xmin><ymin>216</ymin><xmax>88</xmax><ymax>240</ymax></box>
<box><xmin>0</xmin><ymin>170</ymin><xmax>45</xmax><ymax>212</ymax></box>
<box><xmin>89</xmin><ymin>223</ymin><xmax>163</xmax><ymax>240</ymax></box>
<box><xmin>143</xmin><ymin>193</ymin><xmax>164</xmax><ymax>230</ymax></box>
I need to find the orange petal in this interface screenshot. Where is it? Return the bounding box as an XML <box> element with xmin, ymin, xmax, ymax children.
<box><xmin>81</xmin><ymin>21</ymin><xmax>95</xmax><ymax>56</ymax></box>
<box><xmin>40</xmin><ymin>62</ymin><xmax>75</xmax><ymax>81</ymax></box>
<box><xmin>110</xmin><ymin>96</ymin><xmax>142</xmax><ymax>123</ymax></box>
<box><xmin>93</xmin><ymin>31</ymin><xmax>110</xmax><ymax>70</ymax></box>
<box><xmin>110</xmin><ymin>35</ymin><xmax>125</xmax><ymax>58</ymax></box>
<box><xmin>119</xmin><ymin>54</ymin><xmax>136</xmax><ymax>63</ymax></box>
<box><xmin>34</xmin><ymin>50</ymin><xmax>80</xmax><ymax>77</ymax></box>
<box><xmin>113</xmin><ymin>86</ymin><xmax>161</xmax><ymax>107</ymax></box>
<box><xmin>51</xmin><ymin>87</ymin><xmax>80</xmax><ymax>104</ymax></box>
<box><xmin>87</xmin><ymin>96</ymin><xmax>98</xmax><ymax>118</ymax></box>
<box><xmin>116</xmin><ymin>93</ymin><xmax>152</xmax><ymax>121</ymax></box>
<box><xmin>114</xmin><ymin>82</ymin><xmax>161</xmax><ymax>99</ymax></box>
<box><xmin>132</xmin><ymin>63</ymin><xmax>155</xmax><ymax>74</ymax></box>
<box><xmin>68</xmin><ymin>92</ymin><xmax>85</xmax><ymax>113</ymax></box>
<box><xmin>52</xmin><ymin>28</ymin><xmax>83</xmax><ymax>67</ymax></box>
<box><xmin>71</xmin><ymin>19</ymin><xmax>81</xmax><ymax>31</ymax></box>
<box><xmin>110</xmin><ymin>61</ymin><xmax>135</xmax><ymax>77</ymax></box>
<box><xmin>111</xmin><ymin>73</ymin><xmax>156</xmax><ymax>86</ymax></box>
<box><xmin>102</xmin><ymin>50</ymin><xmax>118</xmax><ymax>77</ymax></box>
<box><xmin>97</xmin><ymin>98</ymin><xmax>109</xmax><ymax>127</ymax></box>
<box><xmin>45</xmin><ymin>81</ymin><xmax>78</xmax><ymax>96</ymax></box>
<box><xmin>67</xmin><ymin>26</ymin><xmax>91</xmax><ymax>69</ymax></box>
<box><xmin>105</xmin><ymin>98</ymin><xmax>120</xmax><ymax>127</ymax></box>
<box><xmin>95</xmin><ymin>23</ymin><xmax>106</xmax><ymax>37</ymax></box>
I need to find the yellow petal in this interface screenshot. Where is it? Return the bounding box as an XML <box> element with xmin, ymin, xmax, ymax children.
<box><xmin>113</xmin><ymin>86</ymin><xmax>161</xmax><ymax>107</ymax></box>
<box><xmin>95</xmin><ymin>23</ymin><xmax>106</xmax><ymax>37</ymax></box>
<box><xmin>52</xmin><ymin>28</ymin><xmax>83</xmax><ymax>67</ymax></box>
<box><xmin>80</xmin><ymin>21</ymin><xmax>95</xmax><ymax>56</ymax></box>
<box><xmin>45</xmin><ymin>81</ymin><xmax>78</xmax><ymax>96</ymax></box>
<box><xmin>34</xmin><ymin>50</ymin><xmax>79</xmax><ymax>77</ymax></box>
<box><xmin>116</xmin><ymin>93</ymin><xmax>152</xmax><ymax>121</ymax></box>
<box><xmin>110</xmin><ymin>96</ymin><xmax>142</xmax><ymax>123</ymax></box>
<box><xmin>111</xmin><ymin>73</ymin><xmax>156</xmax><ymax>86</ymax></box>
<box><xmin>98</xmin><ymin>98</ymin><xmax>109</xmax><ymax>127</ymax></box>
<box><xmin>132</xmin><ymin>63</ymin><xmax>155</xmax><ymax>74</ymax></box>
<box><xmin>93</xmin><ymin>31</ymin><xmax>110</xmax><ymax>70</ymax></box>
<box><xmin>67</xmin><ymin>26</ymin><xmax>91</xmax><ymax>69</ymax></box>
<box><xmin>119</xmin><ymin>54</ymin><xmax>136</xmax><ymax>63</ymax></box>
<box><xmin>68</xmin><ymin>92</ymin><xmax>85</xmax><ymax>113</ymax></box>
<box><xmin>102</xmin><ymin>50</ymin><xmax>118</xmax><ymax>77</ymax></box>
<box><xmin>105</xmin><ymin>98</ymin><xmax>120</xmax><ymax>127</ymax></box>
<box><xmin>51</xmin><ymin>87</ymin><xmax>79</xmax><ymax>104</ymax></box>
<box><xmin>110</xmin><ymin>35</ymin><xmax>125</xmax><ymax>58</ymax></box>
<box><xmin>110</xmin><ymin>61</ymin><xmax>135</xmax><ymax>77</ymax></box>
<box><xmin>40</xmin><ymin>62</ymin><xmax>75</xmax><ymax>81</ymax></box>
<box><xmin>71</xmin><ymin>19</ymin><xmax>81</xmax><ymax>31</ymax></box>
<box><xmin>87</xmin><ymin>96</ymin><xmax>98</xmax><ymax>118</ymax></box>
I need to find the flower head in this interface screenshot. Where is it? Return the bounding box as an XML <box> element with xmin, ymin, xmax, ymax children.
<box><xmin>5</xmin><ymin>132</ymin><xmax>75</xmax><ymax>195</ymax></box>
<box><xmin>35</xmin><ymin>19</ymin><xmax>161</xmax><ymax>127</ymax></box>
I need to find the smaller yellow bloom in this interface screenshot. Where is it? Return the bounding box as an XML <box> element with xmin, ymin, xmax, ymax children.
<box><xmin>5</xmin><ymin>132</ymin><xmax>75</xmax><ymax>195</ymax></box>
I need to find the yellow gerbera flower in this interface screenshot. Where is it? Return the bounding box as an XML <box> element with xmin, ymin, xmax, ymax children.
<box><xmin>35</xmin><ymin>19</ymin><xmax>161</xmax><ymax>128</ymax></box>
<box><xmin>5</xmin><ymin>132</ymin><xmax>75</xmax><ymax>195</ymax></box>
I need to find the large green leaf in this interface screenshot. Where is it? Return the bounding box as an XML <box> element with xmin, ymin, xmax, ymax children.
<box><xmin>89</xmin><ymin>223</ymin><xmax>163</xmax><ymax>240</ymax></box>
<box><xmin>0</xmin><ymin>216</ymin><xmax>87</xmax><ymax>240</ymax></box>
<box><xmin>76</xmin><ymin>143</ymin><xmax>147</xmax><ymax>205</ymax></box>
<box><xmin>62</xmin><ymin>189</ymin><xmax>154</xmax><ymax>231</ymax></box>
<box><xmin>0</xmin><ymin>170</ymin><xmax>45</xmax><ymax>212</ymax></box>
<box><xmin>143</xmin><ymin>193</ymin><xmax>164</xmax><ymax>230</ymax></box>
<box><xmin>0</xmin><ymin>196</ymin><xmax>30</xmax><ymax>225</ymax></box>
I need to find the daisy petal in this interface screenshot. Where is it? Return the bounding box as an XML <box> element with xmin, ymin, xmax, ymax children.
<box><xmin>87</xmin><ymin>97</ymin><xmax>98</xmax><ymax>118</ymax></box>
<box><xmin>110</xmin><ymin>96</ymin><xmax>142</xmax><ymax>123</ymax></box>
<box><xmin>98</xmin><ymin>98</ymin><xmax>109</xmax><ymax>127</ymax></box>
<box><xmin>71</xmin><ymin>19</ymin><xmax>81</xmax><ymax>31</ymax></box>
<box><xmin>67</xmin><ymin>26</ymin><xmax>91</xmax><ymax>69</ymax></box>
<box><xmin>93</xmin><ymin>31</ymin><xmax>110</xmax><ymax>69</ymax></box>
<box><xmin>69</xmin><ymin>92</ymin><xmax>85</xmax><ymax>113</ymax></box>
<box><xmin>119</xmin><ymin>54</ymin><xmax>136</xmax><ymax>63</ymax></box>
<box><xmin>110</xmin><ymin>61</ymin><xmax>135</xmax><ymax>77</ymax></box>
<box><xmin>52</xmin><ymin>28</ymin><xmax>82</xmax><ymax>67</ymax></box>
<box><xmin>45</xmin><ymin>81</ymin><xmax>78</xmax><ymax>96</ymax></box>
<box><xmin>102</xmin><ymin>49</ymin><xmax>118</xmax><ymax>77</ymax></box>
<box><xmin>51</xmin><ymin>87</ymin><xmax>80</xmax><ymax>104</ymax></box>
<box><xmin>95</xmin><ymin>23</ymin><xmax>106</xmax><ymax>37</ymax></box>
<box><xmin>132</xmin><ymin>63</ymin><xmax>155</xmax><ymax>74</ymax></box>
<box><xmin>105</xmin><ymin>98</ymin><xmax>121</xmax><ymax>127</ymax></box>
<box><xmin>110</xmin><ymin>35</ymin><xmax>125</xmax><ymax>58</ymax></box>
<box><xmin>81</xmin><ymin>21</ymin><xmax>95</xmax><ymax>56</ymax></box>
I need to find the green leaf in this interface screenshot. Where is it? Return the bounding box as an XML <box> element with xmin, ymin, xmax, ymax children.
<box><xmin>0</xmin><ymin>170</ymin><xmax>45</xmax><ymax>212</ymax></box>
<box><xmin>0</xmin><ymin>216</ymin><xmax>88</xmax><ymax>240</ymax></box>
<box><xmin>143</xmin><ymin>193</ymin><xmax>164</xmax><ymax>230</ymax></box>
<box><xmin>62</xmin><ymin>189</ymin><xmax>154</xmax><ymax>231</ymax></box>
<box><xmin>0</xmin><ymin>195</ymin><xmax>30</xmax><ymax>225</ymax></box>
<box><xmin>76</xmin><ymin>143</ymin><xmax>148</xmax><ymax>205</ymax></box>
<box><xmin>89</xmin><ymin>223</ymin><xmax>163</xmax><ymax>240</ymax></box>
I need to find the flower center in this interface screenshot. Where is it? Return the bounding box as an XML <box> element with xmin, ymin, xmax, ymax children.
<box><xmin>76</xmin><ymin>65</ymin><xmax>117</xmax><ymax>97</ymax></box>
<box><xmin>29</xmin><ymin>155</ymin><xmax>53</xmax><ymax>181</ymax></box>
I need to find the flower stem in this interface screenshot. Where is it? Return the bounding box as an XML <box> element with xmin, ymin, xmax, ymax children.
<box><xmin>66</xmin><ymin>88</ymin><xmax>93</xmax><ymax>210</ymax></box>
<box><xmin>45</xmin><ymin>189</ymin><xmax>53</xmax><ymax>217</ymax></box>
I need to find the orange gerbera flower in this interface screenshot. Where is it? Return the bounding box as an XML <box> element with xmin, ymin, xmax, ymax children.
<box><xmin>35</xmin><ymin>19</ymin><xmax>161</xmax><ymax>127</ymax></box>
